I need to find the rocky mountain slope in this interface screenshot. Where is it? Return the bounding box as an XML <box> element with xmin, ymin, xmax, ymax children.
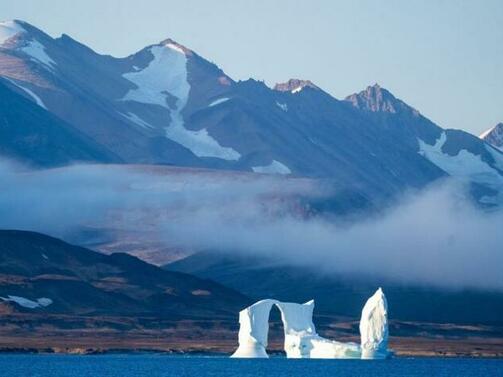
<box><xmin>0</xmin><ymin>79</ymin><xmax>120</xmax><ymax>167</ymax></box>
<box><xmin>480</xmin><ymin>123</ymin><xmax>503</xmax><ymax>151</ymax></box>
<box><xmin>1</xmin><ymin>20</ymin><xmax>502</xmax><ymax>203</ymax></box>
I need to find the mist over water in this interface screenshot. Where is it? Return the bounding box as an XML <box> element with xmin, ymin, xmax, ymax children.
<box><xmin>1</xmin><ymin>160</ymin><xmax>502</xmax><ymax>290</ymax></box>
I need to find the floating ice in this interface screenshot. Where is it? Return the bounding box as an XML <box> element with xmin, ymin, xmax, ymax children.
<box><xmin>231</xmin><ymin>299</ymin><xmax>277</xmax><ymax>358</ymax></box>
<box><xmin>360</xmin><ymin>287</ymin><xmax>389</xmax><ymax>359</ymax></box>
<box><xmin>231</xmin><ymin>288</ymin><xmax>389</xmax><ymax>359</ymax></box>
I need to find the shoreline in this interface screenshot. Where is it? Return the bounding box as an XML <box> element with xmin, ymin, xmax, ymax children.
<box><xmin>0</xmin><ymin>346</ymin><xmax>502</xmax><ymax>359</ymax></box>
<box><xmin>0</xmin><ymin>350</ymin><xmax>502</xmax><ymax>359</ymax></box>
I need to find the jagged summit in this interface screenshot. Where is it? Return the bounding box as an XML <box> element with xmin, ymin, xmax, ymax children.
<box><xmin>346</xmin><ymin>84</ymin><xmax>398</xmax><ymax>113</ymax></box>
<box><xmin>274</xmin><ymin>78</ymin><xmax>319</xmax><ymax>94</ymax></box>
<box><xmin>345</xmin><ymin>83</ymin><xmax>420</xmax><ymax>116</ymax></box>
<box><xmin>480</xmin><ymin>122</ymin><xmax>503</xmax><ymax>150</ymax></box>
<box><xmin>157</xmin><ymin>38</ymin><xmax>192</xmax><ymax>55</ymax></box>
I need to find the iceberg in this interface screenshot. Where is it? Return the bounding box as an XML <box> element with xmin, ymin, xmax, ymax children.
<box><xmin>360</xmin><ymin>287</ymin><xmax>389</xmax><ymax>359</ymax></box>
<box><xmin>231</xmin><ymin>288</ymin><xmax>389</xmax><ymax>359</ymax></box>
<box><xmin>231</xmin><ymin>299</ymin><xmax>277</xmax><ymax>358</ymax></box>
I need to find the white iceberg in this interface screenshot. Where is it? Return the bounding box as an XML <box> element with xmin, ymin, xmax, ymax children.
<box><xmin>231</xmin><ymin>288</ymin><xmax>389</xmax><ymax>359</ymax></box>
<box><xmin>231</xmin><ymin>299</ymin><xmax>277</xmax><ymax>358</ymax></box>
<box><xmin>360</xmin><ymin>287</ymin><xmax>389</xmax><ymax>359</ymax></box>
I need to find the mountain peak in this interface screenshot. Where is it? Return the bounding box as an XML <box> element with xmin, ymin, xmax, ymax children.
<box><xmin>274</xmin><ymin>79</ymin><xmax>318</xmax><ymax>94</ymax></box>
<box><xmin>0</xmin><ymin>19</ymin><xmax>27</xmax><ymax>45</ymax></box>
<box><xmin>157</xmin><ymin>38</ymin><xmax>192</xmax><ymax>56</ymax></box>
<box><xmin>0</xmin><ymin>19</ymin><xmax>52</xmax><ymax>47</ymax></box>
<box><xmin>345</xmin><ymin>84</ymin><xmax>420</xmax><ymax>116</ymax></box>
<box><xmin>480</xmin><ymin>123</ymin><xmax>503</xmax><ymax>150</ymax></box>
<box><xmin>345</xmin><ymin>84</ymin><xmax>398</xmax><ymax>113</ymax></box>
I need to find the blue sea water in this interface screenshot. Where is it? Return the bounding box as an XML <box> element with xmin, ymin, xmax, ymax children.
<box><xmin>0</xmin><ymin>355</ymin><xmax>502</xmax><ymax>377</ymax></box>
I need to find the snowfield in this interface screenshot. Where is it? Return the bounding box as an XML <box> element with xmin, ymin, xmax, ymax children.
<box><xmin>122</xmin><ymin>43</ymin><xmax>240</xmax><ymax>160</ymax></box>
<box><xmin>419</xmin><ymin>132</ymin><xmax>503</xmax><ymax>187</ymax></box>
<box><xmin>21</xmin><ymin>40</ymin><xmax>56</xmax><ymax>70</ymax></box>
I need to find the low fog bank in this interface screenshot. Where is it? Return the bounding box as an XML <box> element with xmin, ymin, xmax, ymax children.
<box><xmin>1</xmin><ymin>160</ymin><xmax>502</xmax><ymax>290</ymax></box>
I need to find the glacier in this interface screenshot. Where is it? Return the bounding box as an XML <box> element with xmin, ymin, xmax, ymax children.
<box><xmin>231</xmin><ymin>288</ymin><xmax>389</xmax><ymax>359</ymax></box>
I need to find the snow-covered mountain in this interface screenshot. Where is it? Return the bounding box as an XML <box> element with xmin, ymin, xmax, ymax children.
<box><xmin>480</xmin><ymin>123</ymin><xmax>503</xmax><ymax>151</ymax></box>
<box><xmin>345</xmin><ymin>85</ymin><xmax>503</xmax><ymax>204</ymax></box>
<box><xmin>1</xmin><ymin>19</ymin><xmax>503</xmax><ymax>203</ymax></box>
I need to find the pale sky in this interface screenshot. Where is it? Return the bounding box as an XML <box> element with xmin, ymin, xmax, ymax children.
<box><xmin>2</xmin><ymin>0</ymin><xmax>502</xmax><ymax>135</ymax></box>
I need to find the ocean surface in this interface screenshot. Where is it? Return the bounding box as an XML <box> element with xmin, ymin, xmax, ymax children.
<box><xmin>0</xmin><ymin>354</ymin><xmax>502</xmax><ymax>377</ymax></box>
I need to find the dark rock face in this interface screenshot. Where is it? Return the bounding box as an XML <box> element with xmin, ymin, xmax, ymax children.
<box><xmin>481</xmin><ymin>123</ymin><xmax>503</xmax><ymax>150</ymax></box>
<box><xmin>345</xmin><ymin>84</ymin><xmax>403</xmax><ymax>113</ymax></box>
<box><xmin>273</xmin><ymin>78</ymin><xmax>319</xmax><ymax>92</ymax></box>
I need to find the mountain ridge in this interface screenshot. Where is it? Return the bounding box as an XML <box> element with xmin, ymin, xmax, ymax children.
<box><xmin>480</xmin><ymin>122</ymin><xmax>503</xmax><ymax>151</ymax></box>
<box><xmin>1</xmin><ymin>19</ymin><xmax>502</xmax><ymax>205</ymax></box>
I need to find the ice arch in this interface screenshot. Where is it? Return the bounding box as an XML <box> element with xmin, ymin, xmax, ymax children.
<box><xmin>231</xmin><ymin>288</ymin><xmax>389</xmax><ymax>359</ymax></box>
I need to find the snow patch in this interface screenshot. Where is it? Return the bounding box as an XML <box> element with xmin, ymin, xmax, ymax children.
<box><xmin>0</xmin><ymin>20</ymin><xmax>25</xmax><ymax>45</ymax></box>
<box><xmin>209</xmin><ymin>97</ymin><xmax>230</xmax><ymax>107</ymax></box>
<box><xmin>122</xmin><ymin>44</ymin><xmax>240</xmax><ymax>160</ymax></box>
<box><xmin>252</xmin><ymin>160</ymin><xmax>291</xmax><ymax>175</ymax></box>
<box><xmin>418</xmin><ymin>132</ymin><xmax>503</xmax><ymax>187</ymax></box>
<box><xmin>4</xmin><ymin>77</ymin><xmax>47</xmax><ymax>109</ymax></box>
<box><xmin>122</xmin><ymin>44</ymin><xmax>188</xmax><ymax>108</ymax></box>
<box><xmin>291</xmin><ymin>86</ymin><xmax>303</xmax><ymax>94</ymax></box>
<box><xmin>276</xmin><ymin>101</ymin><xmax>288</xmax><ymax>111</ymax></box>
<box><xmin>168</xmin><ymin>126</ymin><xmax>241</xmax><ymax>160</ymax></box>
<box><xmin>1</xmin><ymin>295</ymin><xmax>53</xmax><ymax>309</ymax></box>
<box><xmin>121</xmin><ymin>112</ymin><xmax>154</xmax><ymax>129</ymax></box>
<box><xmin>37</xmin><ymin>298</ymin><xmax>53</xmax><ymax>307</ymax></box>
<box><xmin>21</xmin><ymin>40</ymin><xmax>56</xmax><ymax>70</ymax></box>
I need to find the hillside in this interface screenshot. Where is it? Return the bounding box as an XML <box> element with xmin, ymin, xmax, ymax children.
<box><xmin>0</xmin><ymin>230</ymin><xmax>249</xmax><ymax>317</ymax></box>
<box><xmin>0</xmin><ymin>79</ymin><xmax>120</xmax><ymax>167</ymax></box>
<box><xmin>166</xmin><ymin>251</ymin><xmax>503</xmax><ymax>324</ymax></box>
